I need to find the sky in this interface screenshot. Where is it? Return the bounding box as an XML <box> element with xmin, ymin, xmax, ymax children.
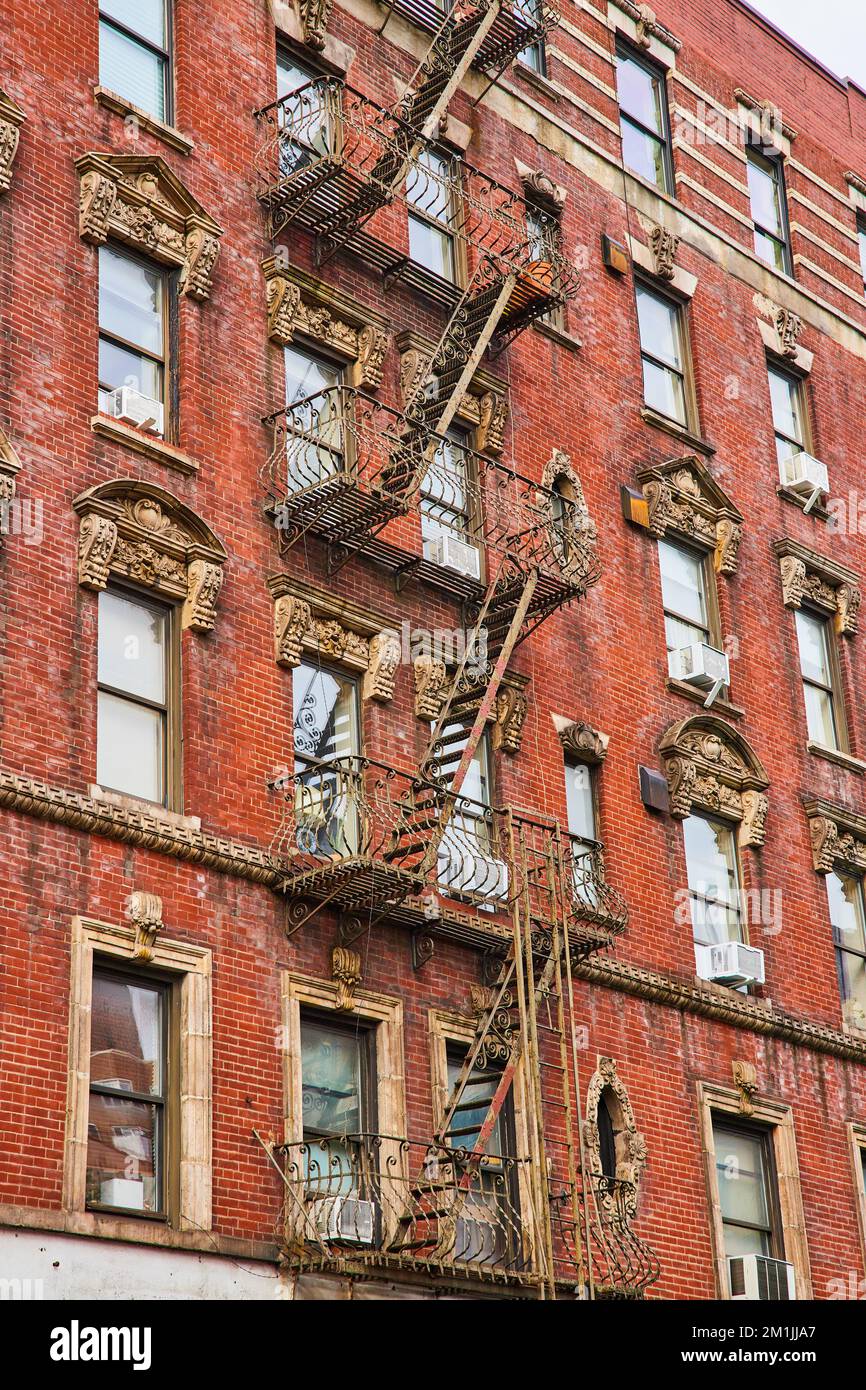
<box><xmin>745</xmin><ymin>0</ymin><xmax>866</xmax><ymax>89</ymax></box>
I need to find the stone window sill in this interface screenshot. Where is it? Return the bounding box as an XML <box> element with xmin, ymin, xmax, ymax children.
<box><xmin>640</xmin><ymin>407</ymin><xmax>715</xmax><ymax>455</ymax></box>
<box><xmin>806</xmin><ymin>742</ymin><xmax>866</xmax><ymax>775</ymax></box>
<box><xmin>93</xmin><ymin>87</ymin><xmax>193</xmax><ymax>155</ymax></box>
<box><xmin>513</xmin><ymin>63</ymin><xmax>561</xmax><ymax>103</ymax></box>
<box><xmin>89</xmin><ymin>784</ymin><xmax>201</xmax><ymax>832</ymax></box>
<box><xmin>667</xmin><ymin>677</ymin><xmax>744</xmax><ymax>720</ymax></box>
<box><xmin>91</xmin><ymin>415</ymin><xmax>199</xmax><ymax>475</ymax></box>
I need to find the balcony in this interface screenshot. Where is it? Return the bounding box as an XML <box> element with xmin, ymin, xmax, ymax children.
<box><xmin>262</xmin><ymin>386</ymin><xmax>601</xmax><ymax>608</ymax></box>
<box><xmin>273</xmin><ymin>1134</ymin><xmax>535</xmax><ymax>1286</ymax></box>
<box><xmin>551</xmin><ymin>1175</ymin><xmax>661</xmax><ymax>1299</ymax></box>
<box><xmin>378</xmin><ymin>0</ymin><xmax>560</xmax><ymax>79</ymax></box>
<box><xmin>253</xmin><ymin>79</ymin><xmax>578</xmax><ymax>336</ymax></box>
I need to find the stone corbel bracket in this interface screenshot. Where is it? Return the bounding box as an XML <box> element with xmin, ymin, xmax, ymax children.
<box><xmin>735</xmin><ymin>88</ymin><xmax>797</xmax><ymax>152</ymax></box>
<box><xmin>611</xmin><ymin>2</ymin><xmax>681</xmax><ymax>59</ymax></box>
<box><xmin>773</xmin><ymin>539</ymin><xmax>860</xmax><ymax>637</ymax></box>
<box><xmin>632</xmin><ymin>216</ymin><xmax>695</xmax><ymax>296</ymax></box>
<box><xmin>0</xmin><ymin>89</ymin><xmax>25</xmax><ymax>195</ymax></box>
<box><xmin>76</xmin><ymin>153</ymin><xmax>222</xmax><ymax>300</ymax></box>
<box><xmin>263</xmin><ymin>258</ymin><xmax>389</xmax><ymax>390</ymax></box>
<box><xmin>804</xmin><ymin>798</ymin><xmax>866</xmax><ymax>876</ymax></box>
<box><xmin>125</xmin><ymin>890</ymin><xmax>164</xmax><ymax>963</ymax></box>
<box><xmin>660</xmin><ymin>714</ymin><xmax>770</xmax><ymax>849</ymax></box>
<box><xmin>269</xmin><ymin>574</ymin><xmax>400</xmax><ymax>702</ymax></box>
<box><xmin>331</xmin><ymin>945</ymin><xmax>362</xmax><ymax>1011</ymax></box>
<box><xmin>558</xmin><ymin>718</ymin><xmax>609</xmax><ymax>765</ymax></box>
<box><xmin>492</xmin><ymin>673</ymin><xmax>530</xmax><ymax>756</ymax></box>
<box><xmin>74</xmin><ymin>480</ymin><xmax>227</xmax><ymax>632</ymax></box>
<box><xmin>631</xmin><ymin>454</ymin><xmax>743</xmax><ymax>575</ymax></box>
<box><xmin>753</xmin><ymin>294</ymin><xmax>812</xmax><ymax>373</ymax></box>
<box><xmin>397</xmin><ymin>330</ymin><xmax>509</xmax><ymax>455</ymax></box>
<box><xmin>514</xmin><ymin>159</ymin><xmax>567</xmax><ymax>214</ymax></box>
<box><xmin>413</xmin><ymin>655</ymin><xmax>449</xmax><ymax>719</ymax></box>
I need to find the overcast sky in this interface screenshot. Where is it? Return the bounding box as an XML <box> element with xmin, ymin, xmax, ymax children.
<box><xmin>746</xmin><ymin>0</ymin><xmax>866</xmax><ymax>89</ymax></box>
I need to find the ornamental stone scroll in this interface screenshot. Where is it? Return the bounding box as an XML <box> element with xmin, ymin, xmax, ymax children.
<box><xmin>659</xmin><ymin>715</ymin><xmax>770</xmax><ymax>849</ymax></box>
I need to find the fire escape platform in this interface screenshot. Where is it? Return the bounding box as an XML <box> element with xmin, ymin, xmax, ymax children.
<box><xmin>377</xmin><ymin>0</ymin><xmax>559</xmax><ymax>77</ymax></box>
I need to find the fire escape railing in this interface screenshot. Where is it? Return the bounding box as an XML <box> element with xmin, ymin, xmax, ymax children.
<box><xmin>378</xmin><ymin>0</ymin><xmax>560</xmax><ymax>82</ymax></box>
<box><xmin>550</xmin><ymin>1173</ymin><xmax>661</xmax><ymax>1299</ymax></box>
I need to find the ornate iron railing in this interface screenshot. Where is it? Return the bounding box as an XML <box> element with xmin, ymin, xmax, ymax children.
<box><xmin>274</xmin><ymin>1134</ymin><xmax>532</xmax><ymax>1279</ymax></box>
<box><xmin>550</xmin><ymin>1174</ymin><xmax>661</xmax><ymax>1298</ymax></box>
<box><xmin>379</xmin><ymin>0</ymin><xmax>559</xmax><ymax>78</ymax></box>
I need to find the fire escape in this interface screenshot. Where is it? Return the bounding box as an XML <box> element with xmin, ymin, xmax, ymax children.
<box><xmin>254</xmin><ymin>3</ymin><xmax>659</xmax><ymax>1298</ymax></box>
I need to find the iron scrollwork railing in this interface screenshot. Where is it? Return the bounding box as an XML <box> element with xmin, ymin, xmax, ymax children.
<box><xmin>380</xmin><ymin>0</ymin><xmax>560</xmax><ymax>79</ymax></box>
<box><xmin>550</xmin><ymin>1173</ymin><xmax>661</xmax><ymax>1298</ymax></box>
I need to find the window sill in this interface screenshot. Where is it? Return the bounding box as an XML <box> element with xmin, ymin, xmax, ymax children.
<box><xmin>93</xmin><ymin>87</ymin><xmax>193</xmax><ymax>155</ymax></box>
<box><xmin>91</xmin><ymin>415</ymin><xmax>199</xmax><ymax>475</ymax></box>
<box><xmin>693</xmin><ymin>974</ymin><xmax>773</xmax><ymax>1010</ymax></box>
<box><xmin>806</xmin><ymin>742</ymin><xmax>866</xmax><ymax>775</ymax></box>
<box><xmin>89</xmin><ymin>784</ymin><xmax>201</xmax><ymax>832</ymax></box>
<box><xmin>776</xmin><ymin>484</ymin><xmax>829</xmax><ymax>521</ymax></box>
<box><xmin>640</xmin><ymin>407</ymin><xmax>715</xmax><ymax>455</ymax></box>
<box><xmin>533</xmin><ymin>318</ymin><xmax>582</xmax><ymax>351</ymax></box>
<box><xmin>667</xmin><ymin>677</ymin><xmax>744</xmax><ymax>720</ymax></box>
<box><xmin>513</xmin><ymin>64</ymin><xmax>561</xmax><ymax>103</ymax></box>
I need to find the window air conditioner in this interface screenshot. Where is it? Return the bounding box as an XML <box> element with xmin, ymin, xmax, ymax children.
<box><xmin>108</xmin><ymin>386</ymin><xmax>164</xmax><ymax>436</ymax></box>
<box><xmin>728</xmin><ymin>1254</ymin><xmax>796</xmax><ymax>1301</ymax></box>
<box><xmin>778</xmin><ymin>451</ymin><xmax>828</xmax><ymax>514</ymax></box>
<box><xmin>695</xmin><ymin>940</ymin><xmax>765</xmax><ymax>988</ymax></box>
<box><xmin>670</xmin><ymin>642</ymin><xmax>730</xmax><ymax>707</ymax></box>
<box><xmin>424</xmin><ymin>533</ymin><xmax>482</xmax><ymax>581</ymax></box>
<box><xmin>455</xmin><ymin>1215</ymin><xmax>506</xmax><ymax>1265</ymax></box>
<box><xmin>315</xmin><ymin>1195</ymin><xmax>375</xmax><ymax>1245</ymax></box>
<box><xmin>439</xmin><ymin>843</ymin><xmax>509</xmax><ymax>901</ymax></box>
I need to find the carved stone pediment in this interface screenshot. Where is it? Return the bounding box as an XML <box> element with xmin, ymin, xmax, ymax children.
<box><xmin>615</xmin><ymin>1</ymin><xmax>681</xmax><ymax>52</ymax></box>
<box><xmin>660</xmin><ymin>715</ymin><xmax>769</xmax><ymax>847</ymax></box>
<box><xmin>77</xmin><ymin>153</ymin><xmax>222</xmax><ymax>299</ymax></box>
<box><xmin>0</xmin><ymin>89</ymin><xmax>24</xmax><ymax>195</ymax></box>
<box><xmin>73</xmin><ymin>480</ymin><xmax>226</xmax><ymax>631</ymax></box>
<box><xmin>396</xmin><ymin>331</ymin><xmax>508</xmax><ymax>455</ymax></box>
<box><xmin>585</xmin><ymin>1056</ymin><xmax>646</xmax><ymax>1219</ymax></box>
<box><xmin>804</xmin><ymin>799</ymin><xmax>866</xmax><ymax>876</ymax></box>
<box><xmin>559</xmin><ymin>720</ymin><xmax>609</xmax><ymax>765</ymax></box>
<box><xmin>269</xmin><ymin>575</ymin><xmax>400</xmax><ymax>701</ymax></box>
<box><xmin>635</xmin><ymin>454</ymin><xmax>743</xmax><ymax>574</ymax></box>
<box><xmin>773</xmin><ymin>539</ymin><xmax>860</xmax><ymax>637</ymax></box>
<box><xmin>263</xmin><ymin>258</ymin><xmax>389</xmax><ymax>390</ymax></box>
<box><xmin>514</xmin><ymin>159</ymin><xmax>566</xmax><ymax>213</ymax></box>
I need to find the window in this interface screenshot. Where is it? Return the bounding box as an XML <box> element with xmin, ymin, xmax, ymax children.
<box><xmin>712</xmin><ymin>1119</ymin><xmax>781</xmax><ymax>1260</ymax></box>
<box><xmin>526</xmin><ymin>204</ymin><xmax>563</xmax><ymax>327</ymax></box>
<box><xmin>564</xmin><ymin>755</ymin><xmax>599</xmax><ymax>906</ymax></box>
<box><xmin>445</xmin><ymin>1046</ymin><xmax>516</xmax><ymax>1265</ymax></box>
<box><xmin>283</xmin><ymin>343</ymin><xmax>345</xmax><ymax>492</ymax></box>
<box><xmin>420</xmin><ymin>426</ymin><xmax>474</xmax><ymax>551</ymax></box>
<box><xmin>636</xmin><ymin>282</ymin><xmax>689</xmax><ymax>426</ymax></box>
<box><xmin>99</xmin><ymin>1</ymin><xmax>171</xmax><ymax>123</ymax></box>
<box><xmin>301</xmin><ymin>1016</ymin><xmax>374</xmax><ymax>1187</ymax></box>
<box><xmin>98</xmin><ymin>246</ymin><xmax>169</xmax><ymax>430</ymax></box>
<box><xmin>437</xmin><ymin>732</ymin><xmax>503</xmax><ymax>901</ymax></box>
<box><xmin>97</xmin><ymin>588</ymin><xmax>175</xmax><ymax>807</ymax></box>
<box><xmin>407</xmin><ymin>149</ymin><xmax>458</xmax><ymax>283</ymax></box>
<box><xmin>795</xmin><ymin>609</ymin><xmax>842</xmax><ymax>750</ymax></box>
<box><xmin>292</xmin><ymin>661</ymin><xmax>360</xmax><ymax>856</ymax></box>
<box><xmin>747</xmin><ymin>145</ymin><xmax>791</xmax><ymax>274</ymax></box>
<box><xmin>87</xmin><ymin>968</ymin><xmax>171</xmax><ymax>1216</ymax></box>
<box><xmin>858</xmin><ymin>217</ymin><xmax>866</xmax><ymax>298</ymax></box>
<box><xmin>658</xmin><ymin>539</ymin><xmax>712</xmax><ymax>675</ymax></box>
<box><xmin>275</xmin><ymin>50</ymin><xmax>329</xmax><ymax>172</ymax></box>
<box><xmin>768</xmin><ymin>362</ymin><xmax>807</xmax><ymax>471</ymax></box>
<box><xmin>683</xmin><ymin>814</ymin><xmax>743</xmax><ymax>948</ymax></box>
<box><xmin>516</xmin><ymin>0</ymin><xmax>547</xmax><ymax>76</ymax></box>
<box><xmin>597</xmin><ymin>1090</ymin><xmax>618</xmax><ymax>1185</ymax></box>
<box><xmin>615</xmin><ymin>43</ymin><xmax>672</xmax><ymax>193</ymax></box>
<box><xmin>827</xmin><ymin>872</ymin><xmax>866</xmax><ymax>1031</ymax></box>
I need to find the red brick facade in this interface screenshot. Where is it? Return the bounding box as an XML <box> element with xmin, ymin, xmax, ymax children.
<box><xmin>2</xmin><ymin>0</ymin><xmax>866</xmax><ymax>1301</ymax></box>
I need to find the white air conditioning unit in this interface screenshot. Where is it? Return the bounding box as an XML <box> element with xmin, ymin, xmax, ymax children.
<box><xmin>728</xmin><ymin>1254</ymin><xmax>796</xmax><ymax>1301</ymax></box>
<box><xmin>439</xmin><ymin>842</ymin><xmax>509</xmax><ymax>901</ymax></box>
<box><xmin>424</xmin><ymin>533</ymin><xmax>482</xmax><ymax>581</ymax></box>
<box><xmin>455</xmin><ymin>1215</ymin><xmax>506</xmax><ymax>1265</ymax></box>
<box><xmin>315</xmin><ymin>1195</ymin><xmax>375</xmax><ymax>1245</ymax></box>
<box><xmin>670</xmin><ymin>642</ymin><xmax>730</xmax><ymax>707</ymax></box>
<box><xmin>99</xmin><ymin>1178</ymin><xmax>146</xmax><ymax>1210</ymax></box>
<box><xmin>779</xmin><ymin>450</ymin><xmax>828</xmax><ymax>513</ymax></box>
<box><xmin>108</xmin><ymin>386</ymin><xmax>164</xmax><ymax>436</ymax></box>
<box><xmin>695</xmin><ymin>940</ymin><xmax>765</xmax><ymax>988</ymax></box>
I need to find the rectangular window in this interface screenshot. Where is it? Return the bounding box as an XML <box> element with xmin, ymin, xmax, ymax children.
<box><xmin>445</xmin><ymin>1047</ymin><xmax>516</xmax><ymax>1265</ymax></box>
<box><xmin>300</xmin><ymin>1015</ymin><xmax>374</xmax><ymax>1199</ymax></box>
<box><xmin>275</xmin><ymin>50</ymin><xmax>329</xmax><ymax>172</ymax></box>
<box><xmin>684</xmin><ymin>814</ymin><xmax>743</xmax><ymax>947</ymax></box>
<box><xmin>420</xmin><ymin>426</ymin><xmax>474</xmax><ymax>549</ymax></box>
<box><xmin>712</xmin><ymin>1119</ymin><xmax>781</xmax><ymax>1260</ymax></box>
<box><xmin>827</xmin><ymin>872</ymin><xmax>866</xmax><ymax>1031</ymax></box>
<box><xmin>795</xmin><ymin>608</ymin><xmax>841</xmax><ymax>750</ymax></box>
<box><xmin>98</xmin><ymin>246</ymin><xmax>168</xmax><ymax>429</ymax></box>
<box><xmin>292</xmin><ymin>661</ymin><xmax>360</xmax><ymax>856</ymax></box>
<box><xmin>99</xmin><ymin>0</ymin><xmax>170</xmax><ymax>123</ymax></box>
<box><xmin>768</xmin><ymin>362</ymin><xmax>807</xmax><ymax>471</ymax></box>
<box><xmin>658</xmin><ymin>539</ymin><xmax>711</xmax><ymax>673</ymax></box>
<box><xmin>407</xmin><ymin>149</ymin><xmax>457</xmax><ymax>283</ymax></box>
<box><xmin>526</xmin><ymin>205</ymin><xmax>563</xmax><ymax>327</ymax></box>
<box><xmin>97</xmin><ymin>588</ymin><xmax>174</xmax><ymax>807</ymax></box>
<box><xmin>858</xmin><ymin>217</ymin><xmax>866</xmax><ymax>298</ymax></box>
<box><xmin>516</xmin><ymin>0</ymin><xmax>547</xmax><ymax>77</ymax></box>
<box><xmin>615</xmin><ymin>43</ymin><xmax>672</xmax><ymax>193</ymax></box>
<box><xmin>636</xmin><ymin>282</ymin><xmax>689</xmax><ymax>426</ymax></box>
<box><xmin>283</xmin><ymin>343</ymin><xmax>345</xmax><ymax>492</ymax></box>
<box><xmin>747</xmin><ymin>146</ymin><xmax>791</xmax><ymax>274</ymax></box>
<box><xmin>437</xmin><ymin>732</ymin><xmax>503</xmax><ymax>900</ymax></box>
<box><xmin>564</xmin><ymin>756</ymin><xmax>599</xmax><ymax>908</ymax></box>
<box><xmin>86</xmin><ymin>967</ymin><xmax>170</xmax><ymax>1216</ymax></box>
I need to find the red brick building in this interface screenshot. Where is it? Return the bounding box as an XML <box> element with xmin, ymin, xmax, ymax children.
<box><xmin>2</xmin><ymin>0</ymin><xmax>866</xmax><ymax>1302</ymax></box>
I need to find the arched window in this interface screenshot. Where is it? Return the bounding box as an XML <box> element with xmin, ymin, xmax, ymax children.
<box><xmin>597</xmin><ymin>1087</ymin><xmax>618</xmax><ymax>1185</ymax></box>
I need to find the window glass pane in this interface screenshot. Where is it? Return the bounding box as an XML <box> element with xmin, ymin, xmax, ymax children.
<box><xmin>838</xmin><ymin>949</ymin><xmax>866</xmax><ymax>1018</ymax></box>
<box><xmin>91</xmin><ymin>975</ymin><xmax>164</xmax><ymax>1095</ymax></box>
<box><xmin>421</xmin><ymin>428</ymin><xmax>470</xmax><ymax>539</ymax></box>
<box><xmin>301</xmin><ymin>1021</ymin><xmax>363</xmax><ymax>1134</ymax></box>
<box><xmin>101</xmin><ymin>0</ymin><xmax>166</xmax><ymax>48</ymax></box>
<box><xmin>658</xmin><ymin>541</ymin><xmax>707</xmax><ymax>629</ymax></box>
<box><xmin>97</xmin><ymin>692</ymin><xmax>164</xmax><ymax>802</ymax></box>
<box><xmin>636</xmin><ymin>285</ymin><xmax>682</xmax><ymax>371</ymax></box>
<box><xmin>754</xmin><ymin>227</ymin><xmax>786</xmax><ymax>272</ymax></box>
<box><xmin>684</xmin><ymin>816</ymin><xmax>738</xmax><ymax>904</ymax></box>
<box><xmin>98</xmin><ymin>339</ymin><xmax>162</xmax><ymax>404</ymax></box>
<box><xmin>621</xmin><ymin>119</ymin><xmax>667</xmax><ymax>188</ymax></box>
<box><xmin>447</xmin><ymin>1055</ymin><xmax>505</xmax><ymax>1154</ymax></box>
<box><xmin>715</xmin><ymin>1128</ymin><xmax>770</xmax><ymax>1228</ymax></box>
<box><xmin>828</xmin><ymin>872</ymin><xmax>866</xmax><ymax>953</ymax></box>
<box><xmin>99</xmin><ymin>247</ymin><xmax>164</xmax><ymax>356</ymax></box>
<box><xmin>641</xmin><ymin>359</ymin><xmax>685</xmax><ymax>424</ymax></box>
<box><xmin>565</xmin><ymin>761</ymin><xmax>596</xmax><ymax>842</ymax></box>
<box><xmin>99</xmin><ymin>23</ymin><xmax>165</xmax><ymax>121</ymax></box>
<box><xmin>858</xmin><ymin>225</ymin><xmax>866</xmax><ymax>293</ymax></box>
<box><xmin>277</xmin><ymin>54</ymin><xmax>313</xmax><ymax>100</ymax></box>
<box><xmin>768</xmin><ymin>368</ymin><xmax>801</xmax><ymax>443</ymax></box>
<box><xmin>86</xmin><ymin>1097</ymin><xmax>161</xmax><ymax>1211</ymax></box>
<box><xmin>293</xmin><ymin>663</ymin><xmax>358</xmax><ymax>764</ymax></box>
<box><xmin>795</xmin><ymin>610</ymin><xmax>831</xmax><ymax>686</ymax></box>
<box><xmin>723</xmin><ymin>1222</ymin><xmax>770</xmax><ymax>1259</ymax></box>
<box><xmin>802</xmin><ymin>683</ymin><xmax>838</xmax><ymax>748</ymax></box>
<box><xmin>98</xmin><ymin>591</ymin><xmax>166</xmax><ymax>702</ymax></box>
<box><xmin>616</xmin><ymin>53</ymin><xmax>663</xmax><ymax>133</ymax></box>
<box><xmin>409</xmin><ymin>216</ymin><xmax>455</xmax><ymax>280</ymax></box>
<box><xmin>747</xmin><ymin>152</ymin><xmax>783</xmax><ymax>237</ymax></box>
<box><xmin>407</xmin><ymin>150</ymin><xmax>452</xmax><ymax>223</ymax></box>
<box><xmin>284</xmin><ymin>345</ymin><xmax>342</xmax><ymax>405</ymax></box>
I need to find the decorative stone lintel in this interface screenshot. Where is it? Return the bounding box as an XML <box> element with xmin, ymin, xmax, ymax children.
<box><xmin>397</xmin><ymin>330</ymin><xmax>508</xmax><ymax>454</ymax></box>
<box><xmin>632</xmin><ymin>217</ymin><xmax>695</xmax><ymax>296</ymax></box>
<box><xmin>632</xmin><ymin>454</ymin><xmax>743</xmax><ymax>575</ymax></box>
<box><xmin>558</xmin><ymin>718</ymin><xmax>609</xmax><ymax>765</ymax></box>
<box><xmin>492</xmin><ymin>675</ymin><xmax>530</xmax><ymax>756</ymax></box>
<box><xmin>0</xmin><ymin>89</ymin><xmax>25</xmax><ymax>195</ymax></box>
<box><xmin>125</xmin><ymin>890</ymin><xmax>164</xmax><ymax>963</ymax></box>
<box><xmin>331</xmin><ymin>945</ymin><xmax>362</xmax><ymax>1011</ymax></box>
<box><xmin>73</xmin><ymin>480</ymin><xmax>226</xmax><ymax>632</ymax></box>
<box><xmin>660</xmin><ymin>715</ymin><xmax>770</xmax><ymax>848</ymax></box>
<box><xmin>269</xmin><ymin>575</ymin><xmax>399</xmax><ymax>699</ymax></box>
<box><xmin>514</xmin><ymin>159</ymin><xmax>566</xmax><ymax>213</ymax></box>
<box><xmin>804</xmin><ymin>798</ymin><xmax>866</xmax><ymax>876</ymax></box>
<box><xmin>76</xmin><ymin>153</ymin><xmax>222</xmax><ymax>300</ymax></box>
<box><xmin>611</xmin><ymin>1</ymin><xmax>681</xmax><ymax>55</ymax></box>
<box><xmin>773</xmin><ymin>539</ymin><xmax>860</xmax><ymax>637</ymax></box>
<box><xmin>753</xmin><ymin>295</ymin><xmax>813</xmax><ymax>373</ymax></box>
<box><xmin>262</xmin><ymin>258</ymin><xmax>389</xmax><ymax>390</ymax></box>
<box><xmin>414</xmin><ymin>655</ymin><xmax>449</xmax><ymax>720</ymax></box>
<box><xmin>735</xmin><ymin>88</ymin><xmax>797</xmax><ymax>148</ymax></box>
